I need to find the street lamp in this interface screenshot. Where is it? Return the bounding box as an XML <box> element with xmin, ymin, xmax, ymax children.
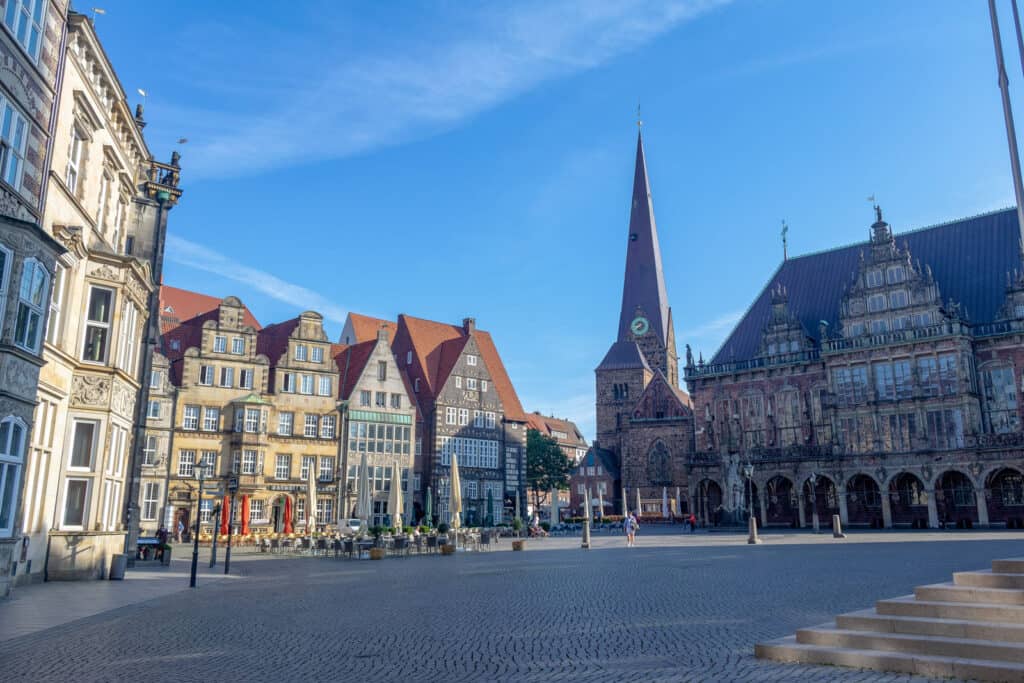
<box><xmin>809</xmin><ymin>471</ymin><xmax>820</xmax><ymax>533</ymax></box>
<box><xmin>745</xmin><ymin>462</ymin><xmax>761</xmax><ymax>544</ymax></box>
<box><xmin>189</xmin><ymin>467</ymin><xmax>205</xmax><ymax>588</ymax></box>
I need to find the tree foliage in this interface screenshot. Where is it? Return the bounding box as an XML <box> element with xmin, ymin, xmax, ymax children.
<box><xmin>526</xmin><ymin>428</ymin><xmax>573</xmax><ymax>510</ymax></box>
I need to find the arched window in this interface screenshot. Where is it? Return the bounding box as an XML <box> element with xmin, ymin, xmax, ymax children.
<box><xmin>14</xmin><ymin>258</ymin><xmax>49</xmax><ymax>353</ymax></box>
<box><xmin>0</xmin><ymin>416</ymin><xmax>27</xmax><ymax>537</ymax></box>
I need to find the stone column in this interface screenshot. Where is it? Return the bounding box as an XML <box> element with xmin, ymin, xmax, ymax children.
<box><xmin>881</xmin><ymin>493</ymin><xmax>893</xmax><ymax>528</ymax></box>
<box><xmin>976</xmin><ymin>489</ymin><xmax>990</xmax><ymax>527</ymax></box>
<box><xmin>838</xmin><ymin>485</ymin><xmax>849</xmax><ymax>526</ymax></box>
<box><xmin>758</xmin><ymin>490</ymin><xmax>768</xmax><ymax>528</ymax></box>
<box><xmin>797</xmin><ymin>493</ymin><xmax>807</xmax><ymax>528</ymax></box>
<box><xmin>926</xmin><ymin>491</ymin><xmax>939</xmax><ymax>529</ymax></box>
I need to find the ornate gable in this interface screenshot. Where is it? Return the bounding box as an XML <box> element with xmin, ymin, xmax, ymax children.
<box><xmin>632</xmin><ymin>371</ymin><xmax>692</xmax><ymax>421</ymax></box>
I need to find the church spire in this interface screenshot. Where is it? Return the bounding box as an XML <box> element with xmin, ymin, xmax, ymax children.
<box><xmin>617</xmin><ymin>129</ymin><xmax>671</xmax><ymax>345</ymax></box>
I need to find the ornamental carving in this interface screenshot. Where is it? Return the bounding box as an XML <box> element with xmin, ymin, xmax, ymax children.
<box><xmin>125</xmin><ymin>275</ymin><xmax>147</xmax><ymax>304</ymax></box>
<box><xmin>88</xmin><ymin>264</ymin><xmax>119</xmax><ymax>282</ymax></box>
<box><xmin>70</xmin><ymin>375</ymin><xmax>110</xmax><ymax>408</ymax></box>
<box><xmin>0</xmin><ymin>185</ymin><xmax>34</xmax><ymax>224</ymax></box>
<box><xmin>0</xmin><ymin>356</ymin><xmax>39</xmax><ymax>401</ymax></box>
<box><xmin>111</xmin><ymin>380</ymin><xmax>136</xmax><ymax>418</ymax></box>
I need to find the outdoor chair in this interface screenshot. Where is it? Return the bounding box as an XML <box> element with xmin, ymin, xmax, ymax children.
<box><xmin>426</xmin><ymin>535</ymin><xmax>438</xmax><ymax>553</ymax></box>
<box><xmin>300</xmin><ymin>537</ymin><xmax>312</xmax><ymax>554</ymax></box>
<box><xmin>413</xmin><ymin>536</ymin><xmax>424</xmax><ymax>554</ymax></box>
<box><xmin>392</xmin><ymin>537</ymin><xmax>408</xmax><ymax>557</ymax></box>
<box><xmin>343</xmin><ymin>538</ymin><xmax>355</xmax><ymax>558</ymax></box>
<box><xmin>316</xmin><ymin>538</ymin><xmax>327</xmax><ymax>556</ymax></box>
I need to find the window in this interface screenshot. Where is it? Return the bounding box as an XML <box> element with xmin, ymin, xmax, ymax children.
<box><xmin>360</xmin><ymin>390</ymin><xmax>371</xmax><ymax>407</ymax></box>
<box><xmin>230</xmin><ymin>450</ymin><xmax>240</xmax><ymax>474</ymax></box>
<box><xmin>275</xmin><ymin>454</ymin><xmax>291</xmax><ymax>480</ymax></box>
<box><xmin>833</xmin><ymin>366</ymin><xmax>869</xmax><ymax>406</ymax></box>
<box><xmin>198</xmin><ymin>499</ymin><xmax>213</xmax><ymax>524</ymax></box>
<box><xmin>234</xmin><ymin>410</ymin><xmax>243</xmax><ymax>432</ymax></box>
<box><xmin>178</xmin><ymin>450</ymin><xmax>195</xmax><ymax>477</ymax></box>
<box><xmin>147</xmin><ymin>400</ymin><xmax>161</xmax><ymax>419</ymax></box>
<box><xmin>199</xmin><ymin>365</ymin><xmax>214</xmax><ymax>386</ymax></box>
<box><xmin>320</xmin><ymin>415</ymin><xmax>336</xmax><ymax>439</ymax></box>
<box><xmin>311</xmin><ymin>346</ymin><xmax>323</xmax><ymax>363</ymax></box>
<box><xmin>202</xmin><ymin>407</ymin><xmax>220</xmax><ymax>432</ymax></box>
<box><xmin>867</xmin><ymin>294</ymin><xmax>886</xmax><ymax>313</ymax></box>
<box><xmin>278</xmin><ymin>412</ymin><xmax>294</xmax><ymax>436</ymax></box>
<box><xmin>281</xmin><ymin>372</ymin><xmax>295</xmax><ymax>393</ymax></box>
<box><xmin>45</xmin><ymin>262</ymin><xmax>66</xmax><ymax>346</ymax></box>
<box><xmin>66</xmin><ymin>126</ymin><xmax>84</xmax><ymax>194</ymax></box>
<box><xmin>467</xmin><ymin>378</ymin><xmax>478</xmax><ymax>391</ymax></box>
<box><xmin>390</xmin><ymin>393</ymin><xmax>401</xmax><ymax>409</ymax></box>
<box><xmin>150</xmin><ymin>369</ymin><xmax>162</xmax><ymax>391</ymax></box>
<box><xmin>375</xmin><ymin>391</ymin><xmax>386</xmax><ymax>407</ymax></box>
<box><xmin>467</xmin><ymin>355</ymin><xmax>477</xmax><ymax>366</ymax></box>
<box><xmin>319</xmin><ymin>457</ymin><xmax>334</xmax><ymax>482</ymax></box>
<box><xmin>0</xmin><ymin>416</ymin><xmax>26</xmax><ymax>535</ymax></box>
<box><xmin>240</xmin><ymin>368</ymin><xmax>254</xmax><ymax>390</ymax></box>
<box><xmin>377</xmin><ymin>361</ymin><xmax>387</xmax><ymax>381</ymax></box>
<box><xmin>455</xmin><ymin>376</ymin><xmax>462</xmax><ymax>389</ymax></box>
<box><xmin>414</xmin><ymin>378</ymin><xmax>420</xmax><ymax>393</ymax></box>
<box><xmin>4</xmin><ymin>0</ymin><xmax>45</xmax><ymax>60</ymax></box>
<box><xmin>866</xmin><ymin>270</ymin><xmax>884</xmax><ymax>287</ymax></box>
<box><xmin>141</xmin><ymin>482</ymin><xmax>160</xmax><ymax>521</ymax></box>
<box><xmin>886</xmin><ymin>266</ymin><xmax>906</xmax><ymax>284</ymax></box>
<box><xmin>406</xmin><ymin>351</ymin><xmax>412</xmax><ymax>365</ymax></box>
<box><xmin>62</xmin><ymin>479</ymin><xmax>89</xmax><ymax>528</ymax></box>
<box><xmin>214</xmin><ymin>335</ymin><xmax>227</xmax><ymax>353</ymax></box>
<box><xmin>473</xmin><ymin>410</ymin><xmax>484</xmax><ymax>428</ymax></box>
<box><xmin>294</xmin><ymin>344</ymin><xmax>308</xmax><ymax>361</ymax></box>
<box><xmin>0</xmin><ymin>98</ymin><xmax>27</xmax><ymax>191</ymax></box>
<box><xmin>871</xmin><ymin>319</ymin><xmax>888</xmax><ymax>334</ymax></box>
<box><xmin>304</xmin><ymin>414</ymin><xmax>318</xmax><ymax>438</ymax></box>
<box><xmin>296</xmin><ymin>498</ymin><xmax>306</xmax><ymax>522</ymax></box>
<box><xmin>81</xmin><ymin>287</ymin><xmax>114</xmax><ymax>363</ymax></box>
<box><xmin>231</xmin><ymin>337</ymin><xmax>244</xmax><ymax>354</ymax></box>
<box><xmin>917</xmin><ymin>356</ymin><xmax>939</xmax><ymax>396</ymax></box>
<box><xmin>439</xmin><ymin>436</ymin><xmax>500</xmax><ymax>468</ymax></box>
<box><xmin>938</xmin><ymin>353</ymin><xmax>959</xmax><ymax>395</ymax></box>
<box><xmin>115</xmin><ymin>300</ymin><xmax>139</xmax><ymax>375</ymax></box>
<box><xmin>446</xmin><ymin>407</ymin><xmax>457</xmax><ymax>425</ymax></box>
<box><xmin>300</xmin><ymin>374</ymin><xmax>313</xmax><ymax>395</ymax></box>
<box><xmin>300</xmin><ymin>456</ymin><xmax>315</xmax><ymax>481</ymax></box>
<box><xmin>219</xmin><ymin>366</ymin><xmax>235</xmax><ymax>388</ymax></box>
<box><xmin>142</xmin><ymin>435</ymin><xmax>157</xmax><ymax>465</ymax></box>
<box><xmin>200</xmin><ymin>451</ymin><xmax>217</xmax><ymax>478</ymax></box>
<box><xmin>14</xmin><ymin>259</ymin><xmax>47</xmax><ymax>352</ymax></box>
<box><xmin>458</xmin><ymin>408</ymin><xmax>469</xmax><ymax>426</ymax></box>
<box><xmin>983</xmin><ymin>366</ymin><xmax>1020</xmax><ymax>434</ymax></box>
<box><xmin>244</xmin><ymin>408</ymin><xmax>260</xmax><ymax>433</ymax></box>
<box><xmin>893</xmin><ymin>360</ymin><xmax>913</xmax><ymax>399</ymax></box>
<box><xmin>316</xmin><ymin>498</ymin><xmax>334</xmax><ymax>524</ymax></box>
<box><xmin>249</xmin><ymin>498</ymin><xmax>264</xmax><ymax>522</ymax></box>
<box><xmin>889</xmin><ymin>290</ymin><xmax>909</xmax><ymax>308</ymax></box>
<box><xmin>481</xmin><ymin>380</ymin><xmax>488</xmax><ymax>392</ymax></box>
<box><xmin>927</xmin><ymin>409</ymin><xmax>964</xmax><ymax>450</ymax></box>
<box><xmin>318</xmin><ymin>376</ymin><xmax>331</xmax><ymax>396</ymax></box>
<box><xmin>69</xmin><ymin>421</ymin><xmax>96</xmax><ymax>469</ymax></box>
<box><xmin>241</xmin><ymin>450</ymin><xmax>257</xmax><ymax>474</ymax></box>
<box><xmin>485</xmin><ymin>412</ymin><xmax>496</xmax><ymax>429</ymax></box>
<box><xmin>182</xmin><ymin>405</ymin><xmax>199</xmax><ymax>430</ymax></box>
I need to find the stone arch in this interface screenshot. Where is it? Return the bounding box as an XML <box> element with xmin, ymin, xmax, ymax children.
<box><xmin>695</xmin><ymin>479</ymin><xmax>723</xmax><ymax>527</ymax></box>
<box><xmin>269</xmin><ymin>492</ymin><xmax>297</xmax><ymax>533</ymax></box>
<box><xmin>934</xmin><ymin>470</ymin><xmax>977</xmax><ymax>528</ymax></box>
<box><xmin>764</xmin><ymin>475</ymin><xmax>798</xmax><ymax>527</ymax></box>
<box><xmin>646</xmin><ymin>440</ymin><xmax>671</xmax><ymax>485</ymax></box>
<box><xmin>801</xmin><ymin>474</ymin><xmax>838</xmax><ymax>527</ymax></box>
<box><xmin>845</xmin><ymin>473</ymin><xmax>883</xmax><ymax>527</ymax></box>
<box><xmin>888</xmin><ymin>472</ymin><xmax>929</xmax><ymax>528</ymax></box>
<box><xmin>986</xmin><ymin>467</ymin><xmax>1024</xmax><ymax>528</ymax></box>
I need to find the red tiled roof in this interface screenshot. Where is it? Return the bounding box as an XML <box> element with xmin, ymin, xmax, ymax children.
<box><xmin>335</xmin><ymin>340</ymin><xmax>376</xmax><ymax>401</ymax></box>
<box><xmin>159</xmin><ymin>285</ymin><xmax>260</xmax><ymax>334</ymax></box>
<box><xmin>347</xmin><ymin>313</ymin><xmax>397</xmax><ymax>344</ymax></box>
<box><xmin>526</xmin><ymin>412</ymin><xmax>587</xmax><ymax>445</ymax></box>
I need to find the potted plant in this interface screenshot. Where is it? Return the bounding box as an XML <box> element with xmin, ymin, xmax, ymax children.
<box><xmin>160</xmin><ymin>543</ymin><xmax>173</xmax><ymax>565</ymax></box>
<box><xmin>512</xmin><ymin>516</ymin><xmax>523</xmax><ymax>537</ymax></box>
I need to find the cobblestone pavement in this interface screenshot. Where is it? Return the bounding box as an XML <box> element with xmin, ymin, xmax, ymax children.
<box><xmin>2</xmin><ymin>531</ymin><xmax>1021</xmax><ymax>682</ymax></box>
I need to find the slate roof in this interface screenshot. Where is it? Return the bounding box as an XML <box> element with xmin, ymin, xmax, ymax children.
<box><xmin>334</xmin><ymin>340</ymin><xmax>376</xmax><ymax>401</ymax></box>
<box><xmin>597</xmin><ymin>340</ymin><xmax>651</xmax><ymax>371</ymax></box>
<box><xmin>576</xmin><ymin>446</ymin><xmax>620</xmax><ymax>480</ymax></box>
<box><xmin>711</xmin><ymin>208</ymin><xmax>1022</xmax><ymax>364</ymax></box>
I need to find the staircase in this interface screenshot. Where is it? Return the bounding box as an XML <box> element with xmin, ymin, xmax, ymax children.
<box><xmin>756</xmin><ymin>558</ymin><xmax>1024</xmax><ymax>681</ymax></box>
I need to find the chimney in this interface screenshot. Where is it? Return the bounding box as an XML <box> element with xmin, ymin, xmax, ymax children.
<box><xmin>377</xmin><ymin>324</ymin><xmax>389</xmax><ymax>343</ymax></box>
<box><xmin>462</xmin><ymin>317</ymin><xmax>476</xmax><ymax>333</ymax></box>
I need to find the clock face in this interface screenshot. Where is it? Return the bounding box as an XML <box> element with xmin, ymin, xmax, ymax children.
<box><xmin>630</xmin><ymin>316</ymin><xmax>650</xmax><ymax>336</ymax></box>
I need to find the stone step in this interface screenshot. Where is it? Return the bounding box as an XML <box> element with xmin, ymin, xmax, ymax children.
<box><xmin>756</xmin><ymin>635</ymin><xmax>1024</xmax><ymax>682</ymax></box>
<box><xmin>955</xmin><ymin>570</ymin><xmax>1024</xmax><ymax>590</ymax></box>
<box><xmin>796</xmin><ymin>626</ymin><xmax>1024</xmax><ymax>663</ymax></box>
<box><xmin>915</xmin><ymin>582</ymin><xmax>1024</xmax><ymax>605</ymax></box>
<box><xmin>877</xmin><ymin>596</ymin><xmax>1024</xmax><ymax>624</ymax></box>
<box><xmin>992</xmin><ymin>558</ymin><xmax>1024</xmax><ymax>574</ymax></box>
<box><xmin>837</xmin><ymin>608</ymin><xmax>1024</xmax><ymax>642</ymax></box>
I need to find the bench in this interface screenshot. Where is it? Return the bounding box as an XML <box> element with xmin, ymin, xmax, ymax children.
<box><xmin>136</xmin><ymin>537</ymin><xmax>161</xmax><ymax>561</ymax></box>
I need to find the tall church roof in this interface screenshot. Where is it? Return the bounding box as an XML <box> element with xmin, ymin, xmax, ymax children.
<box><xmin>616</xmin><ymin>130</ymin><xmax>671</xmax><ymax>345</ymax></box>
<box><xmin>711</xmin><ymin>207</ymin><xmax>1022</xmax><ymax>364</ymax></box>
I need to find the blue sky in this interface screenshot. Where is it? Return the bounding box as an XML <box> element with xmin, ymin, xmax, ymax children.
<box><xmin>98</xmin><ymin>1</ymin><xmax>1016</xmax><ymax>439</ymax></box>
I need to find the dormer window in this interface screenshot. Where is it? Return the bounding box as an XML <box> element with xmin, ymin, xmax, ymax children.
<box><xmin>311</xmin><ymin>346</ymin><xmax>323</xmax><ymax>363</ymax></box>
<box><xmin>889</xmin><ymin>290</ymin><xmax>908</xmax><ymax>309</ymax></box>
<box><xmin>867</xmin><ymin>294</ymin><xmax>886</xmax><ymax>313</ymax></box>
<box><xmin>213</xmin><ymin>335</ymin><xmax>227</xmax><ymax>353</ymax></box>
<box><xmin>294</xmin><ymin>344</ymin><xmax>307</xmax><ymax>361</ymax></box>
<box><xmin>231</xmin><ymin>337</ymin><xmax>245</xmax><ymax>354</ymax></box>
<box><xmin>871</xmin><ymin>319</ymin><xmax>888</xmax><ymax>334</ymax></box>
<box><xmin>886</xmin><ymin>266</ymin><xmax>906</xmax><ymax>284</ymax></box>
<box><xmin>866</xmin><ymin>270</ymin><xmax>884</xmax><ymax>288</ymax></box>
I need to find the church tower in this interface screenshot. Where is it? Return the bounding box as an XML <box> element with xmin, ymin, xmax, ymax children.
<box><xmin>595</xmin><ymin>129</ymin><xmax>679</xmax><ymax>452</ymax></box>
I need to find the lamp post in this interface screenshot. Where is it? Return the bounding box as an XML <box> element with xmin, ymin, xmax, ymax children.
<box><xmin>745</xmin><ymin>463</ymin><xmax>761</xmax><ymax>544</ymax></box>
<box><xmin>224</xmin><ymin>474</ymin><xmax>238</xmax><ymax>575</ymax></box>
<box><xmin>189</xmin><ymin>468</ymin><xmax>204</xmax><ymax>588</ymax></box>
<box><xmin>209</xmin><ymin>501</ymin><xmax>220</xmax><ymax>568</ymax></box>
<box><xmin>809</xmin><ymin>471</ymin><xmax>820</xmax><ymax>533</ymax></box>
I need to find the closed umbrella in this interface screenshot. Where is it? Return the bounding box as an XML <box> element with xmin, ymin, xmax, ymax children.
<box><xmin>389</xmin><ymin>460</ymin><xmax>404</xmax><ymax>532</ymax></box>
<box><xmin>240</xmin><ymin>495</ymin><xmax>250</xmax><ymax>536</ymax></box>
<box><xmin>450</xmin><ymin>453</ymin><xmax>463</xmax><ymax>531</ymax></box>
<box><xmin>584</xmin><ymin>487</ymin><xmax>591</xmax><ymax>523</ymax></box>
<box><xmin>662</xmin><ymin>487</ymin><xmax>669</xmax><ymax>518</ymax></box>
<box><xmin>676</xmin><ymin>486</ymin><xmax>682</xmax><ymax>517</ymax></box>
<box><xmin>515</xmin><ymin>489</ymin><xmax>521</xmax><ymax>523</ymax></box>
<box><xmin>622</xmin><ymin>486</ymin><xmax>628</xmax><ymax>516</ymax></box>
<box><xmin>425</xmin><ymin>486</ymin><xmax>433</xmax><ymax>527</ymax></box>
<box><xmin>219</xmin><ymin>495</ymin><xmax>230</xmax><ymax>536</ymax></box>
<box><xmin>635</xmin><ymin>488</ymin><xmax>642</xmax><ymax>519</ymax></box>
<box><xmin>307</xmin><ymin>467</ymin><xmax>318</xmax><ymax>533</ymax></box>
<box><xmin>283</xmin><ymin>496</ymin><xmax>293</xmax><ymax>534</ymax></box>
<box><xmin>548</xmin><ymin>487</ymin><xmax>557</xmax><ymax>525</ymax></box>
<box><xmin>598</xmin><ymin>489</ymin><xmax>605</xmax><ymax>520</ymax></box>
<box><xmin>357</xmin><ymin>453</ymin><xmax>371</xmax><ymax>529</ymax></box>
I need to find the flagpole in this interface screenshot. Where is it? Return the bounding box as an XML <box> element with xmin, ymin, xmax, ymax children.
<box><xmin>989</xmin><ymin>0</ymin><xmax>1024</xmax><ymax>245</ymax></box>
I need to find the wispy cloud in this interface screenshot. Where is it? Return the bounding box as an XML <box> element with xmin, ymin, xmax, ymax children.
<box><xmin>165</xmin><ymin>234</ymin><xmax>350</xmax><ymax>323</ymax></box>
<box><xmin>163</xmin><ymin>0</ymin><xmax>729</xmax><ymax>179</ymax></box>
<box><xmin>679</xmin><ymin>309</ymin><xmax>743</xmax><ymax>356</ymax></box>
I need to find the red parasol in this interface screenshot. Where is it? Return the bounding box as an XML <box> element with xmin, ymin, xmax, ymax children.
<box><xmin>219</xmin><ymin>495</ymin><xmax>230</xmax><ymax>535</ymax></box>
<box><xmin>283</xmin><ymin>496</ymin><xmax>293</xmax><ymax>534</ymax></box>
<box><xmin>240</xmin><ymin>495</ymin><xmax>250</xmax><ymax>536</ymax></box>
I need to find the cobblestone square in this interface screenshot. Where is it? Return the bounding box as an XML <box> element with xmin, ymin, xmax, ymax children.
<box><xmin>2</xmin><ymin>531</ymin><xmax>1021</xmax><ymax>682</ymax></box>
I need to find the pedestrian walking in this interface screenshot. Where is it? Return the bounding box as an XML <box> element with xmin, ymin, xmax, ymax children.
<box><xmin>176</xmin><ymin>518</ymin><xmax>185</xmax><ymax>543</ymax></box>
<box><xmin>688</xmin><ymin>512</ymin><xmax>697</xmax><ymax>533</ymax></box>
<box><xmin>624</xmin><ymin>511</ymin><xmax>639</xmax><ymax>547</ymax></box>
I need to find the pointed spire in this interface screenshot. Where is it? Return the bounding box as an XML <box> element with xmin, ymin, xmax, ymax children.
<box><xmin>617</xmin><ymin>129</ymin><xmax>671</xmax><ymax>344</ymax></box>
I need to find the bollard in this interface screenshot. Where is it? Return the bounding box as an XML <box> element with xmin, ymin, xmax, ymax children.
<box><xmin>581</xmin><ymin>518</ymin><xmax>591</xmax><ymax>550</ymax></box>
<box><xmin>832</xmin><ymin>514</ymin><xmax>846</xmax><ymax>539</ymax></box>
<box><xmin>747</xmin><ymin>515</ymin><xmax>762</xmax><ymax>544</ymax></box>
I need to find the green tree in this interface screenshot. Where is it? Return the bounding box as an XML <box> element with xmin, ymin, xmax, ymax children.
<box><xmin>526</xmin><ymin>428</ymin><xmax>573</xmax><ymax>513</ymax></box>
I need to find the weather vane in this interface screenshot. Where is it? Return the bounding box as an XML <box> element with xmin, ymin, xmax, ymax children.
<box><xmin>637</xmin><ymin>101</ymin><xmax>643</xmax><ymax>129</ymax></box>
<box><xmin>781</xmin><ymin>220</ymin><xmax>789</xmax><ymax>261</ymax></box>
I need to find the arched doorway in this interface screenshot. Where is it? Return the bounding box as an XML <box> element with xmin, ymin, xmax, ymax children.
<box><xmin>765</xmin><ymin>476</ymin><xmax>797</xmax><ymax>527</ymax></box>
<box><xmin>935</xmin><ymin>471</ymin><xmax>977</xmax><ymax>528</ymax></box>
<box><xmin>846</xmin><ymin>474</ymin><xmax>882</xmax><ymax>527</ymax></box>
<box><xmin>987</xmin><ymin>468</ymin><xmax>1024</xmax><ymax>528</ymax></box>
<box><xmin>889</xmin><ymin>473</ymin><xmax>928</xmax><ymax>528</ymax></box>
<box><xmin>802</xmin><ymin>475</ymin><xmax>839</xmax><ymax>527</ymax></box>
<box><xmin>696</xmin><ymin>479</ymin><xmax>723</xmax><ymax>527</ymax></box>
<box><xmin>270</xmin><ymin>495</ymin><xmax>294</xmax><ymax>533</ymax></box>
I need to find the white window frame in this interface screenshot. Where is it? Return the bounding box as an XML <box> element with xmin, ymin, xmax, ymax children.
<box><xmin>0</xmin><ymin>95</ymin><xmax>29</xmax><ymax>189</ymax></box>
<box><xmin>3</xmin><ymin>0</ymin><xmax>46</xmax><ymax>62</ymax></box>
<box><xmin>455</xmin><ymin>376</ymin><xmax>462</xmax><ymax>389</ymax></box>
<box><xmin>320</xmin><ymin>415</ymin><xmax>336</xmax><ymax>439</ymax></box>
<box><xmin>240</xmin><ymin>368</ymin><xmax>253</xmax><ymax>390</ymax></box>
<box><xmin>14</xmin><ymin>258</ymin><xmax>48</xmax><ymax>353</ymax></box>
<box><xmin>0</xmin><ymin>416</ymin><xmax>27</xmax><ymax>536</ymax></box>
<box><xmin>177</xmin><ymin>450</ymin><xmax>195</xmax><ymax>478</ymax></box>
<box><xmin>82</xmin><ymin>286</ymin><xmax>114</xmax><ymax>364</ymax></box>
<box><xmin>275</xmin><ymin>454</ymin><xmax>291</xmax><ymax>480</ymax></box>
<box><xmin>311</xmin><ymin>346</ymin><xmax>323</xmax><ymax>363</ymax></box>
<box><xmin>467</xmin><ymin>377</ymin><xmax>478</xmax><ymax>390</ymax></box>
<box><xmin>142</xmin><ymin>435</ymin><xmax>157</xmax><ymax>466</ymax></box>
<box><xmin>278</xmin><ymin>412</ymin><xmax>293</xmax><ymax>436</ymax></box>
<box><xmin>182</xmin><ymin>405</ymin><xmax>199</xmax><ymax>431</ymax></box>
<box><xmin>0</xmin><ymin>243</ymin><xmax>10</xmax><ymax>333</ymax></box>
<box><xmin>318</xmin><ymin>456</ymin><xmax>334</xmax><ymax>482</ymax></box>
<box><xmin>199</xmin><ymin>365</ymin><xmax>214</xmax><ymax>386</ymax></box>
<box><xmin>300</xmin><ymin>456</ymin><xmax>315</xmax><ymax>481</ymax></box>
<box><xmin>231</xmin><ymin>337</ymin><xmax>245</xmax><ymax>355</ymax></box>
<box><xmin>446</xmin><ymin>407</ymin><xmax>456</xmax><ymax>425</ymax></box>
<box><xmin>281</xmin><ymin>372</ymin><xmax>295</xmax><ymax>393</ymax></box>
<box><xmin>244</xmin><ymin>408</ymin><xmax>260</xmax><ymax>433</ymax></box>
<box><xmin>68</xmin><ymin>420</ymin><xmax>97</xmax><ymax>471</ymax></box>
<box><xmin>300</xmin><ymin>374</ymin><xmax>313</xmax><ymax>395</ymax></box>
<box><xmin>61</xmin><ymin>477</ymin><xmax>90</xmax><ymax>530</ymax></box>
<box><xmin>219</xmin><ymin>366</ymin><xmax>235</xmax><ymax>388</ymax></box>
<box><xmin>294</xmin><ymin>344</ymin><xmax>308</xmax><ymax>361</ymax></box>
<box><xmin>146</xmin><ymin>400</ymin><xmax>161</xmax><ymax>419</ymax></box>
<box><xmin>241</xmin><ymin>449</ymin><xmax>257</xmax><ymax>475</ymax></box>
<box><xmin>467</xmin><ymin>355</ymin><xmax>477</xmax><ymax>366</ymax></box>
<box><xmin>141</xmin><ymin>482</ymin><xmax>160</xmax><ymax>521</ymax></box>
<box><xmin>202</xmin><ymin>407</ymin><xmax>220</xmax><ymax>432</ymax></box>
<box><xmin>304</xmin><ymin>414</ymin><xmax>318</xmax><ymax>438</ymax></box>
<box><xmin>213</xmin><ymin>335</ymin><xmax>227</xmax><ymax>353</ymax></box>
<box><xmin>65</xmin><ymin>125</ymin><xmax>85</xmax><ymax>194</ymax></box>
<box><xmin>318</xmin><ymin>375</ymin><xmax>331</xmax><ymax>397</ymax></box>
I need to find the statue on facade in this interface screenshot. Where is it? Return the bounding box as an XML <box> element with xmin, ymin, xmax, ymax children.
<box><xmin>685</xmin><ymin>344</ymin><xmax>694</xmax><ymax>367</ymax></box>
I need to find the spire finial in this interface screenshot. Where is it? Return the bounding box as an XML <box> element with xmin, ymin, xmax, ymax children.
<box><xmin>874</xmin><ymin>204</ymin><xmax>883</xmax><ymax>224</ymax></box>
<box><xmin>637</xmin><ymin>101</ymin><xmax>643</xmax><ymax>129</ymax></box>
<box><xmin>781</xmin><ymin>219</ymin><xmax>788</xmax><ymax>261</ymax></box>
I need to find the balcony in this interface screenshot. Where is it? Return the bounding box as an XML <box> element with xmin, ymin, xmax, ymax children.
<box><xmin>685</xmin><ymin>349</ymin><xmax>821</xmax><ymax>380</ymax></box>
<box><xmin>823</xmin><ymin>321</ymin><xmax>970</xmax><ymax>353</ymax></box>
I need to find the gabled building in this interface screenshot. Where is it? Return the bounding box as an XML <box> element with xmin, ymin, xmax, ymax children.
<box><xmin>525</xmin><ymin>411</ymin><xmax>588</xmax><ymax>515</ymax></box>
<box><xmin>569</xmin><ymin>446</ymin><xmax>620</xmax><ymax>518</ymax></box>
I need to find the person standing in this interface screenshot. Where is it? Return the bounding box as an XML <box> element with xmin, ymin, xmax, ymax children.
<box><xmin>688</xmin><ymin>512</ymin><xmax>697</xmax><ymax>533</ymax></box>
<box><xmin>624</xmin><ymin>512</ymin><xmax>639</xmax><ymax>547</ymax></box>
<box><xmin>176</xmin><ymin>518</ymin><xmax>185</xmax><ymax>544</ymax></box>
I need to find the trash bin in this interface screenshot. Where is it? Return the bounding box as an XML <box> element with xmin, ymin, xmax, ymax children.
<box><xmin>109</xmin><ymin>553</ymin><xmax>127</xmax><ymax>580</ymax></box>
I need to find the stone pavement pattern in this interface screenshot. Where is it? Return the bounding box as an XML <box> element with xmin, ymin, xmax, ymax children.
<box><xmin>1</xmin><ymin>532</ymin><xmax>1021</xmax><ymax>682</ymax></box>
